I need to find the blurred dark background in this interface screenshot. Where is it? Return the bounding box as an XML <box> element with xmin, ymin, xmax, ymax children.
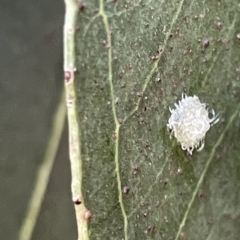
<box><xmin>0</xmin><ymin>0</ymin><xmax>76</xmax><ymax>239</ymax></box>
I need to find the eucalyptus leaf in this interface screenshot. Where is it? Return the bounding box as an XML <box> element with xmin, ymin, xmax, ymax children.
<box><xmin>75</xmin><ymin>0</ymin><xmax>240</xmax><ymax>239</ymax></box>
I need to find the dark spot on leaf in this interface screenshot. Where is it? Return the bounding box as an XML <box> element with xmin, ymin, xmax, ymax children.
<box><xmin>217</xmin><ymin>22</ymin><xmax>223</xmax><ymax>29</ymax></box>
<box><xmin>126</xmin><ymin>64</ymin><xmax>132</xmax><ymax>70</ymax></box>
<box><xmin>142</xmin><ymin>106</ymin><xmax>147</xmax><ymax>112</ymax></box>
<box><xmin>112</xmin><ymin>133</ymin><xmax>117</xmax><ymax>141</ymax></box>
<box><xmin>143</xmin><ymin>141</ymin><xmax>149</xmax><ymax>148</ymax></box>
<box><xmin>146</xmin><ymin>225</ymin><xmax>155</xmax><ymax>233</ymax></box>
<box><xmin>163</xmin><ymin>179</ymin><xmax>168</xmax><ymax>186</ymax></box>
<box><xmin>203</xmin><ymin>39</ymin><xmax>210</xmax><ymax>48</ymax></box>
<box><xmin>139</xmin><ymin>117</ymin><xmax>144</xmax><ymax>123</ymax></box>
<box><xmin>73</xmin><ymin>195</ymin><xmax>82</xmax><ymax>205</ymax></box>
<box><xmin>158</xmin><ymin>47</ymin><xmax>164</xmax><ymax>52</ymax></box>
<box><xmin>151</xmin><ymin>55</ymin><xmax>159</xmax><ymax>61</ymax></box>
<box><xmin>198</xmin><ymin>189</ymin><xmax>206</xmax><ymax>198</ymax></box>
<box><xmin>102</xmin><ymin>40</ymin><xmax>110</xmax><ymax>49</ymax></box>
<box><xmin>84</xmin><ymin>210</ymin><xmax>92</xmax><ymax>220</ymax></box>
<box><xmin>118</xmin><ymin>118</ymin><xmax>123</xmax><ymax>124</ymax></box>
<box><xmin>64</xmin><ymin>71</ymin><xmax>71</xmax><ymax>83</ymax></box>
<box><xmin>180</xmin><ymin>232</ymin><xmax>185</xmax><ymax>239</ymax></box>
<box><xmin>123</xmin><ymin>186</ymin><xmax>130</xmax><ymax>194</ymax></box>
<box><xmin>77</xmin><ymin>0</ymin><xmax>84</xmax><ymax>10</ymax></box>
<box><xmin>155</xmin><ymin>201</ymin><xmax>161</xmax><ymax>208</ymax></box>
<box><xmin>132</xmin><ymin>166</ymin><xmax>139</xmax><ymax>175</ymax></box>
<box><xmin>164</xmin><ymin>216</ymin><xmax>169</xmax><ymax>223</ymax></box>
<box><xmin>93</xmin><ymin>8</ymin><xmax>99</xmax><ymax>13</ymax></box>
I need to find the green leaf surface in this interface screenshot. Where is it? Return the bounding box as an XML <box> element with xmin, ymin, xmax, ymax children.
<box><xmin>75</xmin><ymin>0</ymin><xmax>240</xmax><ymax>239</ymax></box>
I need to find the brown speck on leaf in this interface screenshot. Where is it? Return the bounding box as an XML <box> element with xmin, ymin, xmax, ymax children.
<box><xmin>139</xmin><ymin>117</ymin><xmax>144</xmax><ymax>123</ymax></box>
<box><xmin>73</xmin><ymin>195</ymin><xmax>82</xmax><ymax>205</ymax></box>
<box><xmin>146</xmin><ymin>225</ymin><xmax>155</xmax><ymax>233</ymax></box>
<box><xmin>126</xmin><ymin>64</ymin><xmax>132</xmax><ymax>70</ymax></box>
<box><xmin>142</xmin><ymin>106</ymin><xmax>147</xmax><ymax>112</ymax></box>
<box><xmin>123</xmin><ymin>186</ymin><xmax>130</xmax><ymax>194</ymax></box>
<box><xmin>64</xmin><ymin>71</ymin><xmax>72</xmax><ymax>83</ymax></box>
<box><xmin>143</xmin><ymin>141</ymin><xmax>149</xmax><ymax>148</ymax></box>
<box><xmin>118</xmin><ymin>118</ymin><xmax>123</xmax><ymax>124</ymax></box>
<box><xmin>77</xmin><ymin>0</ymin><xmax>85</xmax><ymax>10</ymax></box>
<box><xmin>217</xmin><ymin>22</ymin><xmax>223</xmax><ymax>29</ymax></box>
<box><xmin>102</xmin><ymin>40</ymin><xmax>111</xmax><ymax>49</ymax></box>
<box><xmin>151</xmin><ymin>55</ymin><xmax>159</xmax><ymax>61</ymax></box>
<box><xmin>133</xmin><ymin>166</ymin><xmax>139</xmax><ymax>174</ymax></box>
<box><xmin>203</xmin><ymin>39</ymin><xmax>210</xmax><ymax>48</ymax></box>
<box><xmin>158</xmin><ymin>47</ymin><xmax>164</xmax><ymax>52</ymax></box>
<box><xmin>180</xmin><ymin>232</ymin><xmax>185</xmax><ymax>239</ymax></box>
<box><xmin>145</xmin><ymin>23</ymin><xmax>149</xmax><ymax>28</ymax></box>
<box><xmin>163</xmin><ymin>179</ymin><xmax>168</xmax><ymax>186</ymax></box>
<box><xmin>84</xmin><ymin>210</ymin><xmax>92</xmax><ymax>220</ymax></box>
<box><xmin>198</xmin><ymin>189</ymin><xmax>206</xmax><ymax>198</ymax></box>
<box><xmin>112</xmin><ymin>133</ymin><xmax>117</xmax><ymax>141</ymax></box>
<box><xmin>164</xmin><ymin>216</ymin><xmax>169</xmax><ymax>223</ymax></box>
<box><xmin>154</xmin><ymin>201</ymin><xmax>161</xmax><ymax>209</ymax></box>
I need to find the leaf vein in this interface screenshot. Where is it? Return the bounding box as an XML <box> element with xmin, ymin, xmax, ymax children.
<box><xmin>99</xmin><ymin>1</ymin><xmax>128</xmax><ymax>239</ymax></box>
<box><xmin>123</xmin><ymin>0</ymin><xmax>186</xmax><ymax>123</ymax></box>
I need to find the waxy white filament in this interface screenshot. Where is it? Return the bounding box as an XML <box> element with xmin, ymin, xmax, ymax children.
<box><xmin>167</xmin><ymin>94</ymin><xmax>219</xmax><ymax>155</ymax></box>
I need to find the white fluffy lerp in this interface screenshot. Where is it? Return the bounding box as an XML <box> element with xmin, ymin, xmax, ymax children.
<box><xmin>167</xmin><ymin>94</ymin><xmax>219</xmax><ymax>155</ymax></box>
